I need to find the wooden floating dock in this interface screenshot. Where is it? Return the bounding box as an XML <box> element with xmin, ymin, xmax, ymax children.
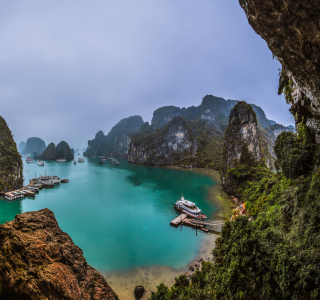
<box><xmin>170</xmin><ymin>214</ymin><xmax>187</xmax><ymax>226</ymax></box>
<box><xmin>170</xmin><ymin>214</ymin><xmax>225</xmax><ymax>233</ymax></box>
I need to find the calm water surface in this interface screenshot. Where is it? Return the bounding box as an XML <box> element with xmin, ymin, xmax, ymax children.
<box><xmin>0</xmin><ymin>155</ymin><xmax>217</xmax><ymax>273</ymax></box>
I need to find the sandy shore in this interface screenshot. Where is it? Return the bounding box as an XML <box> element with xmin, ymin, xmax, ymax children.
<box><xmin>102</xmin><ymin>169</ymin><xmax>233</xmax><ymax>300</ymax></box>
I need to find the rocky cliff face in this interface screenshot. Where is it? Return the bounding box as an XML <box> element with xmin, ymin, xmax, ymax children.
<box><xmin>38</xmin><ymin>142</ymin><xmax>57</xmax><ymax>160</ymax></box>
<box><xmin>0</xmin><ymin>117</ymin><xmax>23</xmax><ymax>192</ymax></box>
<box><xmin>239</xmin><ymin>0</ymin><xmax>320</xmax><ymax>142</ymax></box>
<box><xmin>56</xmin><ymin>141</ymin><xmax>74</xmax><ymax>160</ymax></box>
<box><xmin>84</xmin><ymin>115</ymin><xmax>144</xmax><ymax>158</ymax></box>
<box><xmin>264</xmin><ymin>124</ymin><xmax>295</xmax><ymax>159</ymax></box>
<box><xmin>22</xmin><ymin>137</ymin><xmax>46</xmax><ymax>156</ymax></box>
<box><xmin>18</xmin><ymin>141</ymin><xmax>26</xmax><ymax>153</ymax></box>
<box><xmin>221</xmin><ymin>101</ymin><xmax>262</xmax><ymax>193</ymax></box>
<box><xmin>128</xmin><ymin>117</ymin><xmax>198</xmax><ymax>166</ymax></box>
<box><xmin>0</xmin><ymin>208</ymin><xmax>118</xmax><ymax>300</ymax></box>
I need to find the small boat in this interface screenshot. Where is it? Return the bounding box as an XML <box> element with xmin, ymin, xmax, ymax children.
<box><xmin>99</xmin><ymin>161</ymin><xmax>104</xmax><ymax>164</ymax></box>
<box><xmin>74</xmin><ymin>160</ymin><xmax>76</xmax><ymax>164</ymax></box>
<box><xmin>56</xmin><ymin>158</ymin><xmax>66</xmax><ymax>163</ymax></box>
<box><xmin>78</xmin><ymin>158</ymin><xmax>85</xmax><ymax>162</ymax></box>
<box><xmin>5</xmin><ymin>193</ymin><xmax>17</xmax><ymax>201</ymax></box>
<box><xmin>26</xmin><ymin>157</ymin><xmax>34</xmax><ymax>163</ymax></box>
<box><xmin>174</xmin><ymin>195</ymin><xmax>207</xmax><ymax>219</ymax></box>
<box><xmin>37</xmin><ymin>160</ymin><xmax>44</xmax><ymax>166</ymax></box>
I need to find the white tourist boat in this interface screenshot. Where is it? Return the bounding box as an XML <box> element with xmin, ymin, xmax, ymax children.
<box><xmin>78</xmin><ymin>158</ymin><xmax>85</xmax><ymax>162</ymax></box>
<box><xmin>26</xmin><ymin>157</ymin><xmax>34</xmax><ymax>163</ymax></box>
<box><xmin>174</xmin><ymin>195</ymin><xmax>207</xmax><ymax>219</ymax></box>
<box><xmin>56</xmin><ymin>158</ymin><xmax>66</xmax><ymax>163</ymax></box>
<box><xmin>37</xmin><ymin>160</ymin><xmax>44</xmax><ymax>166</ymax></box>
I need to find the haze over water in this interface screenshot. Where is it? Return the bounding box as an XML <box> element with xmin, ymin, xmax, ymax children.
<box><xmin>0</xmin><ymin>155</ymin><xmax>218</xmax><ymax>273</ymax></box>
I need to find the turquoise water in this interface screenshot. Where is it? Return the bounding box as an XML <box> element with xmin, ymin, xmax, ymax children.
<box><xmin>0</xmin><ymin>156</ymin><xmax>217</xmax><ymax>273</ymax></box>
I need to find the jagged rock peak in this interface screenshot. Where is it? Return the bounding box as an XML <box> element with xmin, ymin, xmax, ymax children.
<box><xmin>239</xmin><ymin>0</ymin><xmax>320</xmax><ymax>142</ymax></box>
<box><xmin>221</xmin><ymin>101</ymin><xmax>262</xmax><ymax>193</ymax></box>
<box><xmin>0</xmin><ymin>208</ymin><xmax>119</xmax><ymax>300</ymax></box>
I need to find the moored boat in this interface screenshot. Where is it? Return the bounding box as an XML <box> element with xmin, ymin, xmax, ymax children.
<box><xmin>174</xmin><ymin>195</ymin><xmax>207</xmax><ymax>219</ymax></box>
<box><xmin>37</xmin><ymin>160</ymin><xmax>44</xmax><ymax>166</ymax></box>
<box><xmin>78</xmin><ymin>158</ymin><xmax>85</xmax><ymax>162</ymax></box>
<box><xmin>26</xmin><ymin>157</ymin><xmax>34</xmax><ymax>163</ymax></box>
<box><xmin>74</xmin><ymin>160</ymin><xmax>77</xmax><ymax>164</ymax></box>
<box><xmin>56</xmin><ymin>158</ymin><xmax>66</xmax><ymax>163</ymax></box>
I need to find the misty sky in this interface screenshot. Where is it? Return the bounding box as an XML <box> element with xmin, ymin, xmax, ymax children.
<box><xmin>0</xmin><ymin>0</ymin><xmax>293</xmax><ymax>148</ymax></box>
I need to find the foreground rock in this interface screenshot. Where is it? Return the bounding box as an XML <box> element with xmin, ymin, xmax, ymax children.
<box><xmin>239</xmin><ymin>0</ymin><xmax>320</xmax><ymax>142</ymax></box>
<box><xmin>0</xmin><ymin>208</ymin><xmax>118</xmax><ymax>300</ymax></box>
<box><xmin>134</xmin><ymin>286</ymin><xmax>145</xmax><ymax>299</ymax></box>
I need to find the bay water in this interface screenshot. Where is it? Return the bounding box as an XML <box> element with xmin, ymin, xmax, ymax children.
<box><xmin>0</xmin><ymin>155</ymin><xmax>219</xmax><ymax>294</ymax></box>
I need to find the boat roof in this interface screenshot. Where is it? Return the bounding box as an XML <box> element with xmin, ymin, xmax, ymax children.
<box><xmin>179</xmin><ymin>194</ymin><xmax>195</xmax><ymax>206</ymax></box>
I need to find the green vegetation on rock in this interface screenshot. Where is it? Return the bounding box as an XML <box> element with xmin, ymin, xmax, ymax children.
<box><xmin>0</xmin><ymin>117</ymin><xmax>23</xmax><ymax>191</ymax></box>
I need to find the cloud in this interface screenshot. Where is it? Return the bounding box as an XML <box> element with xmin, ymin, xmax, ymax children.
<box><xmin>0</xmin><ymin>0</ymin><xmax>292</xmax><ymax>147</ymax></box>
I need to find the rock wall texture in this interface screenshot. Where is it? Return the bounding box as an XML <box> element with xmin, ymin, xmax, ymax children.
<box><xmin>0</xmin><ymin>208</ymin><xmax>118</xmax><ymax>300</ymax></box>
<box><xmin>239</xmin><ymin>0</ymin><xmax>320</xmax><ymax>142</ymax></box>
<box><xmin>221</xmin><ymin>101</ymin><xmax>262</xmax><ymax>193</ymax></box>
<box><xmin>0</xmin><ymin>116</ymin><xmax>23</xmax><ymax>192</ymax></box>
<box><xmin>84</xmin><ymin>115</ymin><xmax>144</xmax><ymax>158</ymax></box>
<box><xmin>22</xmin><ymin>137</ymin><xmax>46</xmax><ymax>156</ymax></box>
<box><xmin>128</xmin><ymin>117</ymin><xmax>198</xmax><ymax>166</ymax></box>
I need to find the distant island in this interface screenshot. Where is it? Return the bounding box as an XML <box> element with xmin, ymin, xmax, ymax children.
<box><xmin>84</xmin><ymin>115</ymin><xmax>144</xmax><ymax>158</ymax></box>
<box><xmin>37</xmin><ymin>141</ymin><xmax>74</xmax><ymax>160</ymax></box>
<box><xmin>21</xmin><ymin>137</ymin><xmax>46</xmax><ymax>157</ymax></box>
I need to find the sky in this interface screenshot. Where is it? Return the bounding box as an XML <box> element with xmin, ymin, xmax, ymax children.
<box><xmin>0</xmin><ymin>0</ymin><xmax>294</xmax><ymax>148</ymax></box>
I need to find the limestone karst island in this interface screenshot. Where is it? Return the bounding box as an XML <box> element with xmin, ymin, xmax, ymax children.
<box><xmin>0</xmin><ymin>0</ymin><xmax>319</xmax><ymax>299</ymax></box>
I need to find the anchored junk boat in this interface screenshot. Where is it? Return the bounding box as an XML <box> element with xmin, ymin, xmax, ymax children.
<box><xmin>78</xmin><ymin>158</ymin><xmax>85</xmax><ymax>162</ymax></box>
<box><xmin>26</xmin><ymin>157</ymin><xmax>34</xmax><ymax>163</ymax></box>
<box><xmin>174</xmin><ymin>195</ymin><xmax>207</xmax><ymax>219</ymax></box>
